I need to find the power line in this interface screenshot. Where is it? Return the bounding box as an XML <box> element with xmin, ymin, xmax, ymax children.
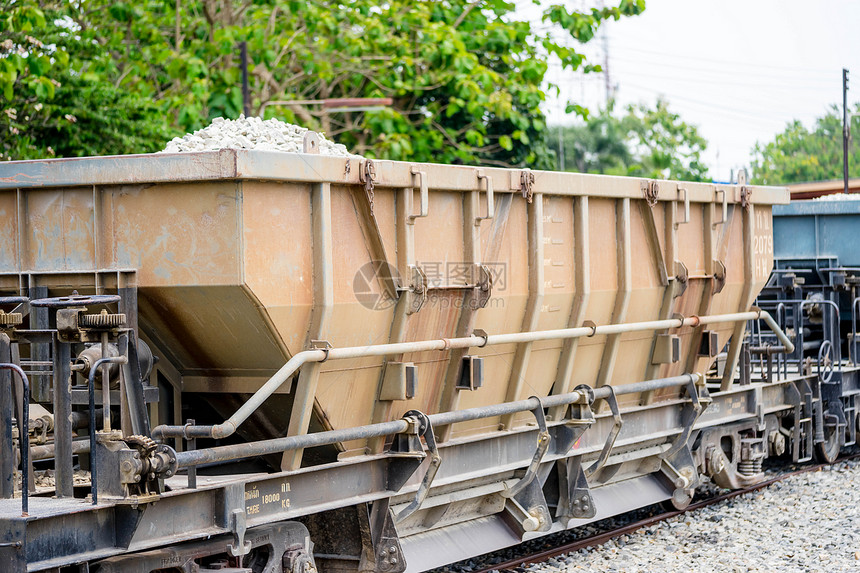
<box><xmin>609</xmin><ymin>43</ymin><xmax>836</xmax><ymax>76</ymax></box>
<box><xmin>620</xmin><ymin>83</ymin><xmax>799</xmax><ymax>129</ymax></box>
<box><xmin>608</xmin><ymin>67</ymin><xmax>839</xmax><ymax>93</ymax></box>
<box><xmin>607</xmin><ymin>55</ymin><xmax>838</xmax><ymax>83</ymax></box>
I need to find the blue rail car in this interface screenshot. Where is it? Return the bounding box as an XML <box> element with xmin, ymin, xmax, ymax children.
<box><xmin>768</xmin><ymin>198</ymin><xmax>860</xmax><ymax>361</ymax></box>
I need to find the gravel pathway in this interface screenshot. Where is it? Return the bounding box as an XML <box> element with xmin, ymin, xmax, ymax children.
<box><xmin>524</xmin><ymin>459</ymin><xmax>860</xmax><ymax>573</ymax></box>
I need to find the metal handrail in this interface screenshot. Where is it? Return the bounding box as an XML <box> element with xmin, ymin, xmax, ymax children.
<box><xmin>799</xmin><ymin>298</ymin><xmax>842</xmax><ymax>366</ymax></box>
<box><xmin>153</xmin><ymin>309</ymin><xmax>793</xmax><ymax>442</ymax></box>
<box><xmin>174</xmin><ymin>374</ymin><xmax>701</xmax><ymax>469</ymax></box>
<box><xmin>87</xmin><ymin>356</ymin><xmax>127</xmax><ymax>505</ymax></box>
<box><xmin>852</xmin><ymin>297</ymin><xmax>860</xmax><ymax>366</ymax></box>
<box><xmin>0</xmin><ymin>363</ymin><xmax>29</xmax><ymax>516</ymax></box>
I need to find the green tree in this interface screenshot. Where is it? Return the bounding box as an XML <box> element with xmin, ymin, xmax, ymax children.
<box><xmin>751</xmin><ymin>104</ymin><xmax>860</xmax><ymax>185</ymax></box>
<box><xmin>1</xmin><ymin>0</ymin><xmax>646</xmax><ymax>166</ymax></box>
<box><xmin>550</xmin><ymin>98</ymin><xmax>709</xmax><ymax>181</ymax></box>
<box><xmin>0</xmin><ymin>0</ymin><xmax>181</xmax><ymax>159</ymax></box>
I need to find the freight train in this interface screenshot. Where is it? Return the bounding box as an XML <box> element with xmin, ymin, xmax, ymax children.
<box><xmin>0</xmin><ymin>145</ymin><xmax>854</xmax><ymax>572</ymax></box>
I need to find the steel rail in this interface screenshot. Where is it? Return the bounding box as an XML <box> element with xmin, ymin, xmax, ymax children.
<box><xmin>173</xmin><ymin>374</ymin><xmax>700</xmax><ymax>469</ymax></box>
<box><xmin>470</xmin><ymin>453</ymin><xmax>860</xmax><ymax>573</ymax></box>
<box><xmin>153</xmin><ymin>309</ymin><xmax>792</xmax><ymax>441</ymax></box>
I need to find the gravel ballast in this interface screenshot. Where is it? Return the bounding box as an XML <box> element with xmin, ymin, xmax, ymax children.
<box><xmin>521</xmin><ymin>459</ymin><xmax>860</xmax><ymax>573</ymax></box>
<box><xmin>161</xmin><ymin>115</ymin><xmax>357</xmax><ymax>156</ymax></box>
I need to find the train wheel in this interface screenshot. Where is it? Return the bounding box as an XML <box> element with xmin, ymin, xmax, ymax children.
<box><xmin>815</xmin><ymin>404</ymin><xmax>842</xmax><ymax>464</ymax></box>
<box><xmin>815</xmin><ymin>427</ymin><xmax>840</xmax><ymax>463</ymax></box>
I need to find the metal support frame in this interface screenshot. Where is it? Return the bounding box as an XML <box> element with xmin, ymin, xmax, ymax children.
<box><xmin>173</xmin><ymin>375</ymin><xmax>699</xmax><ymax>469</ymax></box>
<box><xmin>595</xmin><ymin>198</ymin><xmax>631</xmax><ymax>389</ymax></box>
<box><xmin>785</xmin><ymin>378</ymin><xmax>815</xmax><ymax>463</ymax></box>
<box><xmin>550</xmin><ymin>196</ymin><xmax>590</xmax><ymax>421</ymax></box>
<box><xmin>584</xmin><ymin>387</ymin><xmax>622</xmax><ymax>479</ymax></box>
<box><xmin>683</xmin><ymin>194</ymin><xmax>718</xmax><ymax>377</ymax></box>
<box><xmin>88</xmin><ymin>356</ymin><xmax>128</xmax><ymax>505</ymax></box>
<box><xmin>664</xmin><ymin>377</ymin><xmax>706</xmax><ymax>457</ymax></box>
<box><xmin>11</xmin><ymin>368</ymin><xmax>838</xmax><ymax>572</ymax></box>
<box><xmin>640</xmin><ymin>195</ymin><xmax>674</xmax><ymax>404</ymax></box>
<box><xmin>501</xmin><ymin>397</ymin><xmax>550</xmax><ymax>499</ymax></box>
<box><xmin>2</xmin><ymin>372</ymin><xmax>728</xmax><ymax>573</ymax></box>
<box><xmin>722</xmin><ymin>204</ymin><xmax>756</xmax><ymax>390</ymax></box>
<box><xmin>368</xmin><ymin>175</ymin><xmax>426</xmax><ymax>454</ymax></box>
<box><xmin>27</xmin><ymin>286</ymin><xmax>50</xmax><ymax>404</ymax></box>
<box><xmin>119</xmin><ymin>333</ymin><xmax>151</xmax><ymax>437</ymax></box>
<box><xmin>394</xmin><ymin>411</ymin><xmax>440</xmax><ymax>522</ymax></box>
<box><xmin>283</xmin><ymin>182</ymin><xmax>334</xmax><ymax>471</ymax></box>
<box><xmin>0</xmin><ymin>336</ymin><xmax>14</xmax><ymax>500</ymax></box>
<box><xmin>51</xmin><ymin>335</ymin><xmax>73</xmax><ymax>498</ymax></box>
<box><xmin>435</xmin><ymin>175</ymin><xmax>506</xmax><ymax>439</ymax></box>
<box><xmin>500</xmin><ymin>193</ymin><xmax>544</xmax><ymax>430</ymax></box>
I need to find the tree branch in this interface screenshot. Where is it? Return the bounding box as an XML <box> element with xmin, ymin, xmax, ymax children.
<box><xmin>454</xmin><ymin>1</ymin><xmax>481</xmax><ymax>29</ymax></box>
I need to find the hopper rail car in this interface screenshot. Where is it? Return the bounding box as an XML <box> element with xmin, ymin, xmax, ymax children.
<box><xmin>0</xmin><ymin>148</ymin><xmax>855</xmax><ymax>572</ymax></box>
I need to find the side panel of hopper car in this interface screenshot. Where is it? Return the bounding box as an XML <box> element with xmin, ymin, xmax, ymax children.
<box><xmin>245</xmin><ymin>181</ymin><xmax>775</xmax><ymax>441</ymax></box>
<box><xmin>112</xmin><ymin>182</ymin><xmax>290</xmax><ymax>380</ymax></box>
<box><xmin>1</xmin><ymin>173</ymin><xmax>774</xmax><ymax>446</ymax></box>
<box><xmin>0</xmin><ymin>183</ymin><xmax>291</xmax><ymax>383</ymax></box>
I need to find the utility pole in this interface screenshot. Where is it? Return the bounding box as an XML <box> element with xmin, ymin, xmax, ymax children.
<box><xmin>599</xmin><ymin>0</ymin><xmax>611</xmax><ymax>104</ymax></box>
<box><xmin>240</xmin><ymin>41</ymin><xmax>251</xmax><ymax>117</ymax></box>
<box><xmin>556</xmin><ymin>97</ymin><xmax>565</xmax><ymax>170</ymax></box>
<box><xmin>602</xmin><ymin>32</ymin><xmax>611</xmax><ymax>102</ymax></box>
<box><xmin>843</xmin><ymin>68</ymin><xmax>849</xmax><ymax>194</ymax></box>
<box><xmin>603</xmin><ymin>35</ymin><xmax>611</xmax><ymax>103</ymax></box>
<box><xmin>558</xmin><ymin>125</ymin><xmax>565</xmax><ymax>171</ymax></box>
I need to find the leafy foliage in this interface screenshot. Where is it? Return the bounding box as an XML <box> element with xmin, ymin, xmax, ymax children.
<box><xmin>0</xmin><ymin>0</ymin><xmax>182</xmax><ymax>159</ymax></box>
<box><xmin>1</xmin><ymin>0</ymin><xmax>645</xmax><ymax>165</ymax></box>
<box><xmin>751</xmin><ymin>104</ymin><xmax>860</xmax><ymax>185</ymax></box>
<box><xmin>550</xmin><ymin>98</ymin><xmax>709</xmax><ymax>182</ymax></box>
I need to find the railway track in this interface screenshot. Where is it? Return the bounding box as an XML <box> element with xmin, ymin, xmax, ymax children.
<box><xmin>469</xmin><ymin>453</ymin><xmax>860</xmax><ymax>573</ymax></box>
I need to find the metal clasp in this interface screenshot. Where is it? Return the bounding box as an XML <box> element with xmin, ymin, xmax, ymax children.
<box><xmin>359</xmin><ymin>159</ymin><xmax>376</xmax><ymax>213</ymax></box>
<box><xmin>664</xmin><ymin>376</ymin><xmax>708</xmax><ymax>457</ymax></box>
<box><xmin>584</xmin><ymin>386</ymin><xmax>623</xmax><ymax>479</ymax></box>
<box><xmin>520</xmin><ymin>169</ymin><xmax>535</xmax><ymax>203</ymax></box>
<box><xmin>310</xmin><ymin>340</ymin><xmax>333</xmax><ymax>362</ymax></box>
<box><xmin>675</xmin><ymin>187</ymin><xmax>690</xmax><ymax>229</ymax></box>
<box><xmin>395</xmin><ymin>410</ymin><xmax>441</xmax><ymax>522</ymax></box>
<box><xmin>502</xmin><ymin>396</ymin><xmax>550</xmax><ymax>499</ymax></box>
<box><xmin>408</xmin><ymin>168</ymin><xmax>429</xmax><ymax>223</ymax></box>
<box><xmin>713</xmin><ymin>188</ymin><xmax>728</xmax><ymax>228</ymax></box>
<box><xmin>641</xmin><ymin>180</ymin><xmax>659</xmax><ymax>207</ymax></box>
<box><xmin>475</xmin><ymin>170</ymin><xmax>495</xmax><ymax>225</ymax></box>
<box><xmin>227</xmin><ymin>508</ymin><xmax>252</xmax><ymax>557</ymax></box>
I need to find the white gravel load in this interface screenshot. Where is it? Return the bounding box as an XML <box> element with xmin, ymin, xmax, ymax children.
<box><xmin>161</xmin><ymin>115</ymin><xmax>358</xmax><ymax>156</ymax></box>
<box><xmin>814</xmin><ymin>192</ymin><xmax>860</xmax><ymax>200</ymax></box>
<box><xmin>524</xmin><ymin>459</ymin><xmax>860</xmax><ymax>573</ymax></box>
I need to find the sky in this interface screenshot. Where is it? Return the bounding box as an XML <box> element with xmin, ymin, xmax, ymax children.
<box><xmin>524</xmin><ymin>0</ymin><xmax>860</xmax><ymax>182</ymax></box>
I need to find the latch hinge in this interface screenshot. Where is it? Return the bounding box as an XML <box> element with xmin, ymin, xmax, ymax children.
<box><xmin>406</xmin><ymin>265</ymin><xmax>428</xmax><ymax>315</ymax></box>
<box><xmin>713</xmin><ymin>259</ymin><xmax>727</xmax><ymax>294</ymax></box>
<box><xmin>673</xmin><ymin>260</ymin><xmax>689</xmax><ymax>298</ymax></box>
<box><xmin>359</xmin><ymin>158</ymin><xmax>376</xmax><ymax>214</ymax></box>
<box><xmin>520</xmin><ymin>169</ymin><xmax>535</xmax><ymax>203</ymax></box>
<box><xmin>641</xmin><ymin>180</ymin><xmax>659</xmax><ymax>207</ymax></box>
<box><xmin>475</xmin><ymin>264</ymin><xmax>493</xmax><ymax>309</ymax></box>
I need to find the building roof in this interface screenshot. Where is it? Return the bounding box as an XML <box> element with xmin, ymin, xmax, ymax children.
<box><xmin>788</xmin><ymin>178</ymin><xmax>860</xmax><ymax>199</ymax></box>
